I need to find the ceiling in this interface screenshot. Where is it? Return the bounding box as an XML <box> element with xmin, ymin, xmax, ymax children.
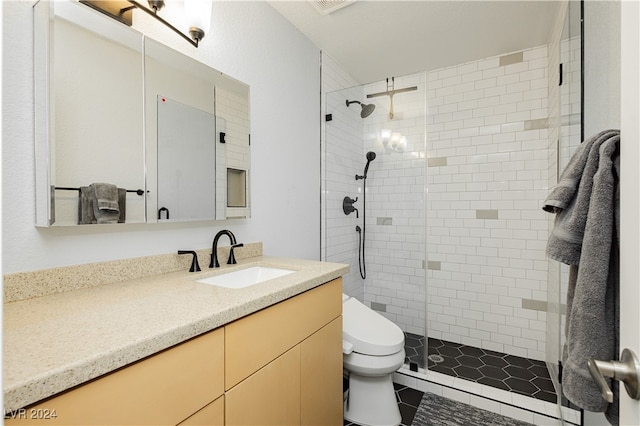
<box><xmin>268</xmin><ymin>1</ymin><xmax>562</xmax><ymax>84</ymax></box>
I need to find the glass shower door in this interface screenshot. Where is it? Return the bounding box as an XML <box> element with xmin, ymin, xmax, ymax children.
<box><xmin>546</xmin><ymin>0</ymin><xmax>583</xmax><ymax>421</ymax></box>
<box><xmin>322</xmin><ymin>73</ymin><xmax>428</xmax><ymax>370</ymax></box>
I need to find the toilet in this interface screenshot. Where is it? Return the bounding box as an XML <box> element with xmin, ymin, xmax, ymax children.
<box><xmin>342</xmin><ymin>294</ymin><xmax>406</xmax><ymax>426</ymax></box>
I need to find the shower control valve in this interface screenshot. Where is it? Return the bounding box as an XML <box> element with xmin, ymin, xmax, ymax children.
<box><xmin>343</xmin><ymin>196</ymin><xmax>359</xmax><ymax>218</ymax></box>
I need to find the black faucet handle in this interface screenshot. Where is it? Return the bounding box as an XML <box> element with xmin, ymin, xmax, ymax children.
<box><xmin>228</xmin><ymin>243</ymin><xmax>244</xmax><ymax>265</ymax></box>
<box><xmin>178</xmin><ymin>250</ymin><xmax>201</xmax><ymax>272</ymax></box>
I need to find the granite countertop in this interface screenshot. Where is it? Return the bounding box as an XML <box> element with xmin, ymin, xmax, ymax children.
<box><xmin>3</xmin><ymin>256</ymin><xmax>348</xmax><ymax>411</ymax></box>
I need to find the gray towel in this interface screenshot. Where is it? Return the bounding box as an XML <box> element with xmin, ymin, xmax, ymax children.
<box><xmin>91</xmin><ymin>183</ymin><xmax>119</xmax><ymax>224</ymax></box>
<box><xmin>78</xmin><ymin>186</ymin><xmax>96</xmax><ymax>225</ymax></box>
<box><xmin>543</xmin><ymin>131</ymin><xmax>620</xmax><ymax>420</ymax></box>
<box><xmin>543</xmin><ymin>129</ymin><xmax>619</xmax><ymax>265</ymax></box>
<box><xmin>78</xmin><ymin>185</ymin><xmax>127</xmax><ymax>225</ymax></box>
<box><xmin>117</xmin><ymin>188</ymin><xmax>126</xmax><ymax>223</ymax></box>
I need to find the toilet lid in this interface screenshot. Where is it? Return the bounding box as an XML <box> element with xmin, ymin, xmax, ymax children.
<box><xmin>342</xmin><ymin>297</ymin><xmax>405</xmax><ymax>356</ymax></box>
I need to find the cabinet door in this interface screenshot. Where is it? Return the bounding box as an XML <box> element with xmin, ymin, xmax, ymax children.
<box><xmin>300</xmin><ymin>317</ymin><xmax>343</xmax><ymax>425</ymax></box>
<box><xmin>5</xmin><ymin>328</ymin><xmax>224</xmax><ymax>426</ymax></box>
<box><xmin>225</xmin><ymin>346</ymin><xmax>301</xmax><ymax>425</ymax></box>
<box><xmin>178</xmin><ymin>396</ymin><xmax>224</xmax><ymax>426</ymax></box>
<box><xmin>225</xmin><ymin>278</ymin><xmax>341</xmax><ymax>389</ymax></box>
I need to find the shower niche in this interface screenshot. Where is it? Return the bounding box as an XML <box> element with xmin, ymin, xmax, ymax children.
<box><xmin>227</xmin><ymin>169</ymin><xmax>247</xmax><ymax>209</ymax></box>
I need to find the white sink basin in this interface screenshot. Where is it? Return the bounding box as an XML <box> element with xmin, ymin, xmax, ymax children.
<box><xmin>196</xmin><ymin>266</ymin><xmax>295</xmax><ymax>289</ymax></box>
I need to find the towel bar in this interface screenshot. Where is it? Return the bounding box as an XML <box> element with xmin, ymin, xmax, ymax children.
<box><xmin>55</xmin><ymin>186</ymin><xmax>146</xmax><ymax>196</ymax></box>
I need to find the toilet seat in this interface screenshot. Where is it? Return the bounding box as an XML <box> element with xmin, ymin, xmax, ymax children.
<box><xmin>343</xmin><ymin>297</ymin><xmax>404</xmax><ymax>356</ymax></box>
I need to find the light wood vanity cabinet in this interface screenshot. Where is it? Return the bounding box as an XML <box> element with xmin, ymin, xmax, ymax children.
<box><xmin>5</xmin><ymin>327</ymin><xmax>225</xmax><ymax>425</ymax></box>
<box><xmin>6</xmin><ymin>278</ymin><xmax>342</xmax><ymax>426</ymax></box>
<box><xmin>225</xmin><ymin>278</ymin><xmax>343</xmax><ymax>425</ymax></box>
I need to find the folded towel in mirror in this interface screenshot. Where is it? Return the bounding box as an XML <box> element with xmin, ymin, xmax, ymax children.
<box><xmin>78</xmin><ymin>183</ymin><xmax>127</xmax><ymax>224</ymax></box>
<box><xmin>91</xmin><ymin>183</ymin><xmax>119</xmax><ymax>224</ymax></box>
<box><xmin>78</xmin><ymin>186</ymin><xmax>96</xmax><ymax>225</ymax></box>
<box><xmin>92</xmin><ymin>183</ymin><xmax>119</xmax><ymax>212</ymax></box>
<box><xmin>117</xmin><ymin>188</ymin><xmax>126</xmax><ymax>223</ymax></box>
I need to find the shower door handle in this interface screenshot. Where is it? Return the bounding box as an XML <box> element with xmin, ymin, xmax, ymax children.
<box><xmin>588</xmin><ymin>348</ymin><xmax>640</xmax><ymax>402</ymax></box>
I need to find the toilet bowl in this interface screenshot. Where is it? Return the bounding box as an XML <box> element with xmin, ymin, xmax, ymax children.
<box><xmin>342</xmin><ymin>294</ymin><xmax>405</xmax><ymax>426</ymax></box>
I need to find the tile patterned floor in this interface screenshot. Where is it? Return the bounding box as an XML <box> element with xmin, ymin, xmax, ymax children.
<box><xmin>405</xmin><ymin>333</ymin><xmax>558</xmax><ymax>404</ymax></box>
<box><xmin>344</xmin><ymin>383</ymin><xmax>424</xmax><ymax>426</ymax></box>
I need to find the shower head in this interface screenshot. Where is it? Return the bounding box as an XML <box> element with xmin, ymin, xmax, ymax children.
<box><xmin>346</xmin><ymin>100</ymin><xmax>376</xmax><ymax>118</ymax></box>
<box><xmin>356</xmin><ymin>151</ymin><xmax>377</xmax><ymax>180</ymax></box>
<box><xmin>360</xmin><ymin>103</ymin><xmax>376</xmax><ymax>118</ymax></box>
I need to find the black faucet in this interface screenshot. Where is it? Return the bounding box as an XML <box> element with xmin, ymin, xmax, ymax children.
<box><xmin>210</xmin><ymin>230</ymin><xmax>244</xmax><ymax>268</ymax></box>
<box><xmin>177</xmin><ymin>250</ymin><xmax>201</xmax><ymax>272</ymax></box>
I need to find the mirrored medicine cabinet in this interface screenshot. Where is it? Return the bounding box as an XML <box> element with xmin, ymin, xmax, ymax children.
<box><xmin>33</xmin><ymin>0</ymin><xmax>251</xmax><ymax>227</ymax></box>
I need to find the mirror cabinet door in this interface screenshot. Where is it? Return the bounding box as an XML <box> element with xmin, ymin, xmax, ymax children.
<box><xmin>144</xmin><ymin>37</ymin><xmax>218</xmax><ymax>223</ymax></box>
<box><xmin>156</xmin><ymin>97</ymin><xmax>216</xmax><ymax>221</ymax></box>
<box><xmin>144</xmin><ymin>37</ymin><xmax>250</xmax><ymax>222</ymax></box>
<box><xmin>35</xmin><ymin>0</ymin><xmax>145</xmax><ymax>226</ymax></box>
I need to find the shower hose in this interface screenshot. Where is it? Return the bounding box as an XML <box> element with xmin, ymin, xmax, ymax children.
<box><xmin>357</xmin><ymin>184</ymin><xmax>367</xmax><ymax>279</ymax></box>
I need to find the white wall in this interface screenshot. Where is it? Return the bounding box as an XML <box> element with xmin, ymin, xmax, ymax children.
<box><xmin>2</xmin><ymin>1</ymin><xmax>320</xmax><ymax>274</ymax></box>
<box><xmin>583</xmin><ymin>1</ymin><xmax>620</xmax><ymax>137</ymax></box>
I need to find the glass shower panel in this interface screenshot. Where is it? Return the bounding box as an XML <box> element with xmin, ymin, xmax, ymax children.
<box><xmin>323</xmin><ymin>73</ymin><xmax>428</xmax><ymax>369</ymax></box>
<box><xmin>324</xmin><ymin>86</ymin><xmax>370</xmax><ymax>300</ymax></box>
<box><xmin>361</xmin><ymin>74</ymin><xmax>427</xmax><ymax>369</ymax></box>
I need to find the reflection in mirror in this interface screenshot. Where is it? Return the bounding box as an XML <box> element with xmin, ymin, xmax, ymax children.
<box><xmin>144</xmin><ymin>37</ymin><xmax>216</xmax><ymax>222</ymax></box>
<box><xmin>145</xmin><ymin>37</ymin><xmax>251</xmax><ymax>221</ymax></box>
<box><xmin>35</xmin><ymin>0</ymin><xmax>146</xmax><ymax>226</ymax></box>
<box><xmin>227</xmin><ymin>169</ymin><xmax>247</xmax><ymax>208</ymax></box>
<box><xmin>34</xmin><ymin>0</ymin><xmax>251</xmax><ymax>226</ymax></box>
<box><xmin>157</xmin><ymin>96</ymin><xmax>216</xmax><ymax>221</ymax></box>
<box><xmin>214</xmin><ymin>86</ymin><xmax>251</xmax><ymax>219</ymax></box>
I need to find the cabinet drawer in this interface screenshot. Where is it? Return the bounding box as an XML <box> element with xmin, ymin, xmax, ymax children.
<box><xmin>6</xmin><ymin>328</ymin><xmax>224</xmax><ymax>426</ymax></box>
<box><xmin>225</xmin><ymin>278</ymin><xmax>342</xmax><ymax>389</ymax></box>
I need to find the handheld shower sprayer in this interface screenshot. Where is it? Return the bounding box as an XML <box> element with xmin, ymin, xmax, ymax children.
<box><xmin>356</xmin><ymin>151</ymin><xmax>376</xmax><ymax>180</ymax></box>
<box><xmin>354</xmin><ymin>151</ymin><xmax>376</xmax><ymax>279</ymax></box>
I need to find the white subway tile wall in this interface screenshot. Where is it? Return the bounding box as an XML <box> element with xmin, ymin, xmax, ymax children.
<box><xmin>425</xmin><ymin>45</ymin><xmax>550</xmax><ymax>361</ymax></box>
<box><xmin>321</xmin><ymin>43</ymin><xmax>572</xmax><ymax>362</ymax></box>
<box><xmin>361</xmin><ymin>73</ymin><xmax>428</xmax><ymax>336</ymax></box>
<box><xmin>216</xmin><ymin>86</ymin><xmax>251</xmax><ymax>216</ymax></box>
<box><xmin>322</xmin><ymin>52</ymin><xmax>365</xmax><ymax>300</ymax></box>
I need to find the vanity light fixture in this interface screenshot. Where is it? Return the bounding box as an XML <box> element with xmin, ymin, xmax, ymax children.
<box><xmin>381</xmin><ymin>129</ymin><xmax>407</xmax><ymax>153</ymax></box>
<box><xmin>80</xmin><ymin>0</ymin><xmax>212</xmax><ymax>48</ymax></box>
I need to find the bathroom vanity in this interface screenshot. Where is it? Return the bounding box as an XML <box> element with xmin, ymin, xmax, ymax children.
<box><xmin>3</xmin><ymin>248</ymin><xmax>347</xmax><ymax>425</ymax></box>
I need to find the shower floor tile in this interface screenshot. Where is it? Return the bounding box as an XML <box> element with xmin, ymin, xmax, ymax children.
<box><xmin>404</xmin><ymin>333</ymin><xmax>557</xmax><ymax>404</ymax></box>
